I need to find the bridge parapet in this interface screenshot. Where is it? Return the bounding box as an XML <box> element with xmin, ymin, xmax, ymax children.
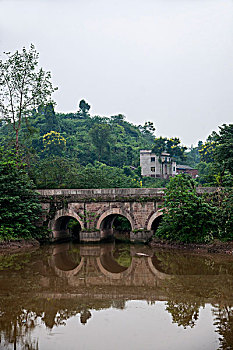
<box><xmin>37</xmin><ymin>187</ymin><xmax>165</xmax><ymax>202</ymax></box>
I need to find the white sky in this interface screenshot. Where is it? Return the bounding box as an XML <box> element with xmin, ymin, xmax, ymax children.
<box><xmin>1</xmin><ymin>0</ymin><xmax>233</xmax><ymax>146</ymax></box>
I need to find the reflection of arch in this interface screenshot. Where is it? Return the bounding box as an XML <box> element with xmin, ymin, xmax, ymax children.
<box><xmin>53</xmin><ymin>257</ymin><xmax>85</xmax><ymax>278</ymax></box>
<box><xmin>147</xmin><ymin>257</ymin><xmax>170</xmax><ymax>279</ymax></box>
<box><xmin>96</xmin><ymin>208</ymin><xmax>135</xmax><ymax>230</ymax></box>
<box><xmin>96</xmin><ymin>255</ymin><xmax>134</xmax><ymax>280</ymax></box>
<box><xmin>147</xmin><ymin>210</ymin><xmax>163</xmax><ymax>231</ymax></box>
<box><xmin>54</xmin><ymin>251</ymin><xmax>81</xmax><ymax>271</ymax></box>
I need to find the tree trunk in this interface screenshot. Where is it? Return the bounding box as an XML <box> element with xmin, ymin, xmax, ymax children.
<box><xmin>15</xmin><ymin>128</ymin><xmax>19</xmax><ymax>155</ymax></box>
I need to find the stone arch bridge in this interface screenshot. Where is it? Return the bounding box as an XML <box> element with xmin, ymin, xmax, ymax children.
<box><xmin>37</xmin><ymin>187</ymin><xmax>216</xmax><ymax>243</ymax></box>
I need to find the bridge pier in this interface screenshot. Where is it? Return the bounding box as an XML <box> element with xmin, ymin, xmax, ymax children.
<box><xmin>130</xmin><ymin>230</ymin><xmax>154</xmax><ymax>243</ymax></box>
<box><xmin>80</xmin><ymin>231</ymin><xmax>101</xmax><ymax>243</ymax></box>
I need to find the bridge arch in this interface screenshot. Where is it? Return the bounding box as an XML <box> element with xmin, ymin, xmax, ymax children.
<box><xmin>147</xmin><ymin>209</ymin><xmax>163</xmax><ymax>232</ymax></box>
<box><xmin>51</xmin><ymin>209</ymin><xmax>84</xmax><ymax>241</ymax></box>
<box><xmin>96</xmin><ymin>208</ymin><xmax>135</xmax><ymax>230</ymax></box>
<box><xmin>96</xmin><ymin>208</ymin><xmax>135</xmax><ymax>241</ymax></box>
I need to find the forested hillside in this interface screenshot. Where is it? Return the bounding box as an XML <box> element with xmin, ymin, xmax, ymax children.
<box><xmin>1</xmin><ymin>98</ymin><xmax>232</xmax><ymax>189</ymax></box>
<box><xmin>0</xmin><ymin>100</ymin><xmax>187</xmax><ymax>188</ymax></box>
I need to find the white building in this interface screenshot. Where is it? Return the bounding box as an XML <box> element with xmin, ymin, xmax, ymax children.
<box><xmin>140</xmin><ymin>150</ymin><xmax>177</xmax><ymax>179</ymax></box>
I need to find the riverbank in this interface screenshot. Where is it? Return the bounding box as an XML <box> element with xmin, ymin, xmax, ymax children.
<box><xmin>0</xmin><ymin>239</ymin><xmax>40</xmax><ymax>253</ymax></box>
<box><xmin>150</xmin><ymin>238</ymin><xmax>233</xmax><ymax>255</ymax></box>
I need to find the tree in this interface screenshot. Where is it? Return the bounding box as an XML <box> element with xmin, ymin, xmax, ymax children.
<box><xmin>138</xmin><ymin>121</ymin><xmax>156</xmax><ymax>144</ymax></box>
<box><xmin>215</xmin><ymin>124</ymin><xmax>233</xmax><ymax>174</ymax></box>
<box><xmin>89</xmin><ymin>123</ymin><xmax>111</xmax><ymax>160</ymax></box>
<box><xmin>152</xmin><ymin>137</ymin><xmax>187</xmax><ymax>161</ymax></box>
<box><xmin>78</xmin><ymin>99</ymin><xmax>90</xmax><ymax>117</ymax></box>
<box><xmin>0</xmin><ymin>44</ymin><xmax>57</xmax><ymax>154</ymax></box>
<box><xmin>37</xmin><ymin>103</ymin><xmax>60</xmax><ymax>134</ymax></box>
<box><xmin>42</xmin><ymin>130</ymin><xmax>66</xmax><ymax>156</ymax></box>
<box><xmin>156</xmin><ymin>174</ymin><xmax>216</xmax><ymax>243</ymax></box>
<box><xmin>199</xmin><ymin>141</ymin><xmax>216</xmax><ymax>163</ymax></box>
<box><xmin>0</xmin><ymin>147</ymin><xmax>43</xmax><ymax>240</ymax></box>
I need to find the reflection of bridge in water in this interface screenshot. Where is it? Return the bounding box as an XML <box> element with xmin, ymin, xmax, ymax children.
<box><xmin>1</xmin><ymin>242</ymin><xmax>233</xmax><ymax>349</ymax></box>
<box><xmin>37</xmin><ymin>243</ymin><xmax>233</xmax><ymax>305</ymax></box>
<box><xmin>50</xmin><ymin>243</ymin><xmax>168</xmax><ymax>284</ymax></box>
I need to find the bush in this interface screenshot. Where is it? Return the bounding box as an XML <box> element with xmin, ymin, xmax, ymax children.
<box><xmin>214</xmin><ymin>188</ymin><xmax>233</xmax><ymax>241</ymax></box>
<box><xmin>0</xmin><ymin>148</ymin><xmax>43</xmax><ymax>241</ymax></box>
<box><xmin>156</xmin><ymin>174</ymin><xmax>216</xmax><ymax>243</ymax></box>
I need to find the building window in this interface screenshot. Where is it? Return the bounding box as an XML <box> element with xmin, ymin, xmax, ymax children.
<box><xmin>151</xmin><ymin>157</ymin><xmax>155</xmax><ymax>162</ymax></box>
<box><xmin>151</xmin><ymin>167</ymin><xmax>155</xmax><ymax>172</ymax></box>
<box><xmin>173</xmin><ymin>167</ymin><xmax>175</xmax><ymax>171</ymax></box>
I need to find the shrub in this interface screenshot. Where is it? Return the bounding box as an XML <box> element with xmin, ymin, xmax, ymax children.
<box><xmin>156</xmin><ymin>174</ymin><xmax>216</xmax><ymax>243</ymax></box>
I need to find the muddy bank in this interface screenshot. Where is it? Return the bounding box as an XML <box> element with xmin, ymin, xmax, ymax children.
<box><xmin>0</xmin><ymin>239</ymin><xmax>40</xmax><ymax>253</ymax></box>
<box><xmin>150</xmin><ymin>238</ymin><xmax>233</xmax><ymax>255</ymax></box>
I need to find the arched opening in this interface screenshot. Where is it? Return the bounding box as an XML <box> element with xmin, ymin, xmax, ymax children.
<box><xmin>53</xmin><ymin>216</ymin><xmax>82</xmax><ymax>242</ymax></box>
<box><xmin>151</xmin><ymin>215</ymin><xmax>163</xmax><ymax>234</ymax></box>
<box><xmin>100</xmin><ymin>214</ymin><xmax>132</xmax><ymax>241</ymax></box>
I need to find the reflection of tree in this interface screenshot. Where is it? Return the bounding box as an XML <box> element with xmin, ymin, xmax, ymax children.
<box><xmin>0</xmin><ymin>252</ymin><xmax>32</xmax><ymax>271</ymax></box>
<box><xmin>111</xmin><ymin>300</ymin><xmax>126</xmax><ymax>310</ymax></box>
<box><xmin>80</xmin><ymin>310</ymin><xmax>92</xmax><ymax>325</ymax></box>
<box><xmin>0</xmin><ymin>297</ymin><xmax>113</xmax><ymax>349</ymax></box>
<box><xmin>153</xmin><ymin>251</ymin><xmax>233</xmax><ymax>276</ymax></box>
<box><xmin>213</xmin><ymin>305</ymin><xmax>233</xmax><ymax>350</ymax></box>
<box><xmin>166</xmin><ymin>301</ymin><xmax>200</xmax><ymax>329</ymax></box>
<box><xmin>113</xmin><ymin>245</ymin><xmax>132</xmax><ymax>268</ymax></box>
<box><xmin>0</xmin><ymin>308</ymin><xmax>40</xmax><ymax>350</ymax></box>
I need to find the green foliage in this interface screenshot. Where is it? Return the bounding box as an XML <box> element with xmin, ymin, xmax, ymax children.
<box><xmin>29</xmin><ymin>157</ymin><xmax>140</xmax><ymax>189</ymax></box>
<box><xmin>156</xmin><ymin>174</ymin><xmax>216</xmax><ymax>243</ymax></box>
<box><xmin>185</xmin><ymin>145</ymin><xmax>200</xmax><ymax>168</ymax></box>
<box><xmin>142</xmin><ymin>176</ymin><xmax>168</xmax><ymax>188</ymax></box>
<box><xmin>0</xmin><ymin>147</ymin><xmax>43</xmax><ymax>241</ymax></box>
<box><xmin>197</xmin><ymin>124</ymin><xmax>233</xmax><ymax>186</ymax></box>
<box><xmin>199</xmin><ymin>141</ymin><xmax>216</xmax><ymax>163</ymax></box>
<box><xmin>215</xmin><ymin>124</ymin><xmax>233</xmax><ymax>174</ymax></box>
<box><xmin>197</xmin><ymin>162</ymin><xmax>219</xmax><ymax>186</ymax></box>
<box><xmin>113</xmin><ymin>216</ymin><xmax>131</xmax><ymax>232</ymax></box>
<box><xmin>214</xmin><ymin>188</ymin><xmax>233</xmax><ymax>241</ymax></box>
<box><xmin>0</xmin><ymin>44</ymin><xmax>57</xmax><ymax>153</ymax></box>
<box><xmin>42</xmin><ymin>130</ymin><xmax>66</xmax><ymax>156</ymax></box>
<box><xmin>152</xmin><ymin>137</ymin><xmax>187</xmax><ymax>162</ymax></box>
<box><xmin>89</xmin><ymin>123</ymin><xmax>111</xmax><ymax>160</ymax></box>
<box><xmin>78</xmin><ymin>99</ymin><xmax>91</xmax><ymax>117</ymax></box>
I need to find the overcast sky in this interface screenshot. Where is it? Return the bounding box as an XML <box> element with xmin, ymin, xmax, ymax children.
<box><xmin>1</xmin><ymin>0</ymin><xmax>233</xmax><ymax>146</ymax></box>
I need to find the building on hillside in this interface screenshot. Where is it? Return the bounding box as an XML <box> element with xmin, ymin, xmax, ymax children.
<box><xmin>140</xmin><ymin>150</ymin><xmax>198</xmax><ymax>179</ymax></box>
<box><xmin>140</xmin><ymin>150</ymin><xmax>177</xmax><ymax>179</ymax></box>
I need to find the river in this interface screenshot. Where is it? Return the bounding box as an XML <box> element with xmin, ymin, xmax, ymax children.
<box><xmin>0</xmin><ymin>242</ymin><xmax>233</xmax><ymax>350</ymax></box>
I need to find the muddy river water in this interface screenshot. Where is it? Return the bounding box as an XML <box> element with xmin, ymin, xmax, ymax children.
<box><xmin>0</xmin><ymin>243</ymin><xmax>233</xmax><ymax>350</ymax></box>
